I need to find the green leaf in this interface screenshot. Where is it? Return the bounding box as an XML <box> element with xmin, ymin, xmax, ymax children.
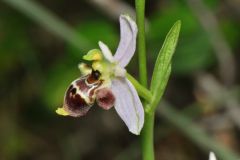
<box><xmin>150</xmin><ymin>21</ymin><xmax>181</xmax><ymax>91</ymax></box>
<box><xmin>146</xmin><ymin>65</ymin><xmax>171</xmax><ymax>113</ymax></box>
<box><xmin>147</xmin><ymin>21</ymin><xmax>181</xmax><ymax>113</ymax></box>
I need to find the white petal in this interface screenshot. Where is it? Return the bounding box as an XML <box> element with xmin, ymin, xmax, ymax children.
<box><xmin>111</xmin><ymin>78</ymin><xmax>144</xmax><ymax>135</ymax></box>
<box><xmin>113</xmin><ymin>15</ymin><xmax>138</xmax><ymax>67</ymax></box>
<box><xmin>209</xmin><ymin>152</ymin><xmax>217</xmax><ymax>160</ymax></box>
<box><xmin>98</xmin><ymin>41</ymin><xmax>114</xmax><ymax>62</ymax></box>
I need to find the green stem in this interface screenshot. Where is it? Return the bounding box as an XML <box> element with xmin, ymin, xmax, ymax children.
<box><xmin>135</xmin><ymin>0</ymin><xmax>148</xmax><ymax>87</ymax></box>
<box><xmin>135</xmin><ymin>0</ymin><xmax>154</xmax><ymax>159</ymax></box>
<box><xmin>126</xmin><ymin>73</ymin><xmax>152</xmax><ymax>102</ymax></box>
<box><xmin>141</xmin><ymin>112</ymin><xmax>155</xmax><ymax>160</ymax></box>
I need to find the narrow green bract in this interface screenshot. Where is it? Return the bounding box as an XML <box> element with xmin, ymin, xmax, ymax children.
<box><xmin>147</xmin><ymin>20</ymin><xmax>181</xmax><ymax>113</ymax></box>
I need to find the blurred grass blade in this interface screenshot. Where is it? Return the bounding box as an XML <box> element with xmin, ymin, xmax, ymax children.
<box><xmin>158</xmin><ymin>102</ymin><xmax>240</xmax><ymax>160</ymax></box>
<box><xmin>147</xmin><ymin>21</ymin><xmax>181</xmax><ymax>113</ymax></box>
<box><xmin>3</xmin><ymin>0</ymin><xmax>92</xmax><ymax>52</ymax></box>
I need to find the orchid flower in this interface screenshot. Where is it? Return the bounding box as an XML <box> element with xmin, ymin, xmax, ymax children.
<box><xmin>56</xmin><ymin>15</ymin><xmax>144</xmax><ymax>135</ymax></box>
<box><xmin>209</xmin><ymin>152</ymin><xmax>217</xmax><ymax>160</ymax></box>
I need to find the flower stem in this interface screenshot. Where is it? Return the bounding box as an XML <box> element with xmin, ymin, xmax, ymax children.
<box><xmin>141</xmin><ymin>112</ymin><xmax>155</xmax><ymax>160</ymax></box>
<box><xmin>135</xmin><ymin>0</ymin><xmax>148</xmax><ymax>87</ymax></box>
<box><xmin>135</xmin><ymin>0</ymin><xmax>155</xmax><ymax>159</ymax></box>
<box><xmin>126</xmin><ymin>73</ymin><xmax>152</xmax><ymax>102</ymax></box>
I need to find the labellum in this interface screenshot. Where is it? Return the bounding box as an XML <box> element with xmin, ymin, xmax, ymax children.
<box><xmin>63</xmin><ymin>70</ymin><xmax>103</xmax><ymax>117</ymax></box>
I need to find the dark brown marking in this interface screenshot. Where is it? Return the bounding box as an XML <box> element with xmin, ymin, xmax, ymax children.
<box><xmin>87</xmin><ymin>70</ymin><xmax>101</xmax><ymax>84</ymax></box>
<box><xmin>66</xmin><ymin>93</ymin><xmax>87</xmax><ymax>111</ymax></box>
<box><xmin>64</xmin><ymin>85</ymin><xmax>91</xmax><ymax>117</ymax></box>
<box><xmin>71</xmin><ymin>88</ymin><xmax>76</xmax><ymax>95</ymax></box>
<box><xmin>76</xmin><ymin>77</ymin><xmax>91</xmax><ymax>93</ymax></box>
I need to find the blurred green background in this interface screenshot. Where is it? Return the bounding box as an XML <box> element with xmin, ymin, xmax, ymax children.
<box><xmin>0</xmin><ymin>0</ymin><xmax>240</xmax><ymax>159</ymax></box>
